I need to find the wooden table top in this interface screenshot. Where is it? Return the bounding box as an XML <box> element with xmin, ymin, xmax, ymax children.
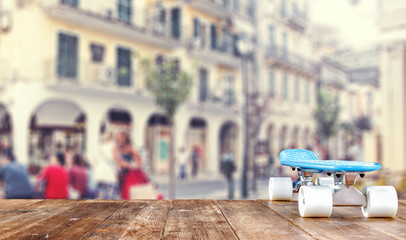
<box><xmin>0</xmin><ymin>199</ymin><xmax>405</xmax><ymax>239</ymax></box>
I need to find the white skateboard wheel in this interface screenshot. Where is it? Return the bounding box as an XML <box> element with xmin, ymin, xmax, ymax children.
<box><xmin>299</xmin><ymin>186</ymin><xmax>332</xmax><ymax>217</ymax></box>
<box><xmin>361</xmin><ymin>186</ymin><xmax>398</xmax><ymax>218</ymax></box>
<box><xmin>269</xmin><ymin>177</ymin><xmax>292</xmax><ymax>201</ymax></box>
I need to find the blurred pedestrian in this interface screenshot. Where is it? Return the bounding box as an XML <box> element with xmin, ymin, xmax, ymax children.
<box><xmin>69</xmin><ymin>154</ymin><xmax>88</xmax><ymax>199</ymax></box>
<box><xmin>93</xmin><ymin>133</ymin><xmax>119</xmax><ymax>199</ymax></box>
<box><xmin>65</xmin><ymin>146</ymin><xmax>74</xmax><ymax>169</ymax></box>
<box><xmin>0</xmin><ymin>148</ymin><xmax>33</xmax><ymax>199</ymax></box>
<box><xmin>37</xmin><ymin>155</ymin><xmax>69</xmax><ymax>199</ymax></box>
<box><xmin>178</xmin><ymin>147</ymin><xmax>188</xmax><ymax>180</ymax></box>
<box><xmin>268</xmin><ymin>152</ymin><xmax>274</xmax><ymax>177</ymax></box>
<box><xmin>191</xmin><ymin>145</ymin><xmax>200</xmax><ymax>177</ymax></box>
<box><xmin>220</xmin><ymin>151</ymin><xmax>236</xmax><ymax>199</ymax></box>
<box><xmin>113</xmin><ymin>132</ymin><xmax>148</xmax><ymax>200</ymax></box>
<box><xmin>56</xmin><ymin>142</ymin><xmax>64</xmax><ymax>163</ymax></box>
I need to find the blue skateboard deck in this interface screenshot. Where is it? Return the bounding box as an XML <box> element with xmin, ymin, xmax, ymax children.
<box><xmin>280</xmin><ymin>149</ymin><xmax>381</xmax><ymax>172</ymax></box>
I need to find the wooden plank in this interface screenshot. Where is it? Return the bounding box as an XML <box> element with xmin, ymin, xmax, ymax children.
<box><xmin>397</xmin><ymin>200</ymin><xmax>406</xmax><ymax>220</ymax></box>
<box><xmin>83</xmin><ymin>200</ymin><xmax>171</xmax><ymax>240</ymax></box>
<box><xmin>0</xmin><ymin>200</ymin><xmax>81</xmax><ymax>238</ymax></box>
<box><xmin>83</xmin><ymin>201</ymin><xmax>150</xmax><ymax>239</ymax></box>
<box><xmin>333</xmin><ymin>205</ymin><xmax>406</xmax><ymax>240</ymax></box>
<box><xmin>0</xmin><ymin>199</ymin><xmax>43</xmax><ymax>212</ymax></box>
<box><xmin>258</xmin><ymin>200</ymin><xmax>392</xmax><ymax>240</ymax></box>
<box><xmin>162</xmin><ymin>199</ymin><xmax>237</xmax><ymax>240</ymax></box>
<box><xmin>217</xmin><ymin>200</ymin><xmax>313</xmax><ymax>240</ymax></box>
<box><xmin>4</xmin><ymin>200</ymin><xmax>125</xmax><ymax>240</ymax></box>
<box><xmin>120</xmin><ymin>200</ymin><xmax>171</xmax><ymax>239</ymax></box>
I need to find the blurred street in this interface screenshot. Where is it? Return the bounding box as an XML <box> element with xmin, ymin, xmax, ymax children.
<box><xmin>155</xmin><ymin>176</ymin><xmax>269</xmax><ymax>200</ymax></box>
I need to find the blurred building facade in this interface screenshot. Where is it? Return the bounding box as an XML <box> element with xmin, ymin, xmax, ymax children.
<box><xmin>0</xmin><ymin>0</ymin><xmax>259</xmax><ymax>176</ymax></box>
<box><xmin>256</xmin><ymin>0</ymin><xmax>317</xmax><ymax>160</ymax></box>
<box><xmin>320</xmin><ymin>47</ymin><xmax>382</xmax><ymax>163</ymax></box>
<box><xmin>2</xmin><ymin>0</ymin><xmax>390</xmax><ymax>179</ymax></box>
<box><xmin>378</xmin><ymin>0</ymin><xmax>406</xmax><ymax>172</ymax></box>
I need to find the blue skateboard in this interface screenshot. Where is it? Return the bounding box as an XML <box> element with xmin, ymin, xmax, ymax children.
<box><xmin>269</xmin><ymin>149</ymin><xmax>398</xmax><ymax>218</ymax></box>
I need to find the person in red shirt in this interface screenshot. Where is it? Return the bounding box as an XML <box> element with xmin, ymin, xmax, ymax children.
<box><xmin>37</xmin><ymin>154</ymin><xmax>69</xmax><ymax>199</ymax></box>
<box><xmin>69</xmin><ymin>154</ymin><xmax>88</xmax><ymax>199</ymax></box>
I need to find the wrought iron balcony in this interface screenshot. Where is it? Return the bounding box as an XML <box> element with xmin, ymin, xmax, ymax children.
<box><xmin>266</xmin><ymin>45</ymin><xmax>318</xmax><ymax>77</ymax></box>
<box><xmin>184</xmin><ymin>0</ymin><xmax>233</xmax><ymax>18</ymax></box>
<box><xmin>187</xmin><ymin>36</ymin><xmax>239</xmax><ymax>68</ymax></box>
<box><xmin>43</xmin><ymin>58</ymin><xmax>144</xmax><ymax>93</ymax></box>
<box><xmin>284</xmin><ymin>13</ymin><xmax>307</xmax><ymax>32</ymax></box>
<box><xmin>41</xmin><ymin>0</ymin><xmax>184</xmax><ymax>49</ymax></box>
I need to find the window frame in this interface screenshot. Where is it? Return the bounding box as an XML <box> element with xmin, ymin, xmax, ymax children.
<box><xmin>117</xmin><ymin>0</ymin><xmax>132</xmax><ymax>24</ymax></box>
<box><xmin>57</xmin><ymin>32</ymin><xmax>78</xmax><ymax>79</ymax></box>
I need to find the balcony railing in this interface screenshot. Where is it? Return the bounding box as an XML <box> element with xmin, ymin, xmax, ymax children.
<box><xmin>187</xmin><ymin>36</ymin><xmax>239</xmax><ymax>68</ymax></box>
<box><xmin>284</xmin><ymin>13</ymin><xmax>307</xmax><ymax>32</ymax></box>
<box><xmin>198</xmin><ymin>87</ymin><xmax>237</xmax><ymax>107</ymax></box>
<box><xmin>41</xmin><ymin>0</ymin><xmax>184</xmax><ymax>48</ymax></box>
<box><xmin>184</xmin><ymin>0</ymin><xmax>233</xmax><ymax>18</ymax></box>
<box><xmin>276</xmin><ymin>1</ymin><xmax>308</xmax><ymax>32</ymax></box>
<box><xmin>266</xmin><ymin>45</ymin><xmax>318</xmax><ymax>76</ymax></box>
<box><xmin>43</xmin><ymin>59</ymin><xmax>143</xmax><ymax>92</ymax></box>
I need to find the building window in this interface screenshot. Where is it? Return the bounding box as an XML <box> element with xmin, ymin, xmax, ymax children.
<box><xmin>171</xmin><ymin>8</ymin><xmax>181</xmax><ymax>39</ymax></box>
<box><xmin>305</xmin><ymin>81</ymin><xmax>310</xmax><ymax>103</ymax></box>
<box><xmin>233</xmin><ymin>0</ymin><xmax>240</xmax><ymax>12</ymax></box>
<box><xmin>118</xmin><ymin>0</ymin><xmax>132</xmax><ymax>24</ymax></box>
<box><xmin>57</xmin><ymin>33</ymin><xmax>78</xmax><ymax>79</ymax></box>
<box><xmin>224</xmin><ymin>75</ymin><xmax>235</xmax><ymax>105</ymax></box>
<box><xmin>116</xmin><ymin>47</ymin><xmax>132</xmax><ymax>86</ymax></box>
<box><xmin>269</xmin><ymin>25</ymin><xmax>275</xmax><ymax>48</ymax></box>
<box><xmin>293</xmin><ymin>1</ymin><xmax>299</xmax><ymax>16</ymax></box>
<box><xmin>194</xmin><ymin>18</ymin><xmax>200</xmax><ymax>38</ymax></box>
<box><xmin>281</xmin><ymin>0</ymin><xmax>286</xmax><ymax>17</ymax></box>
<box><xmin>220</xmin><ymin>26</ymin><xmax>231</xmax><ymax>53</ymax></box>
<box><xmin>153</xmin><ymin>8</ymin><xmax>166</xmax><ymax>34</ymax></box>
<box><xmin>282</xmin><ymin>31</ymin><xmax>287</xmax><ymax>59</ymax></box>
<box><xmin>90</xmin><ymin>43</ymin><xmax>104</xmax><ymax>63</ymax></box>
<box><xmin>304</xmin><ymin>3</ymin><xmax>308</xmax><ymax>20</ymax></box>
<box><xmin>295</xmin><ymin>78</ymin><xmax>300</xmax><ymax>101</ymax></box>
<box><xmin>210</xmin><ymin>24</ymin><xmax>217</xmax><ymax>50</ymax></box>
<box><xmin>269</xmin><ymin>69</ymin><xmax>275</xmax><ymax>96</ymax></box>
<box><xmin>199</xmin><ymin>68</ymin><xmax>208</xmax><ymax>102</ymax></box>
<box><xmin>283</xmin><ymin>73</ymin><xmax>288</xmax><ymax>100</ymax></box>
<box><xmin>61</xmin><ymin>0</ymin><xmax>78</xmax><ymax>7</ymax></box>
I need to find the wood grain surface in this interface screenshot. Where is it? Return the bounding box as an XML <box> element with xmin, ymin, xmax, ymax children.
<box><xmin>0</xmin><ymin>199</ymin><xmax>403</xmax><ymax>239</ymax></box>
<box><xmin>162</xmin><ymin>199</ymin><xmax>237</xmax><ymax>240</ymax></box>
<box><xmin>217</xmin><ymin>200</ymin><xmax>313</xmax><ymax>240</ymax></box>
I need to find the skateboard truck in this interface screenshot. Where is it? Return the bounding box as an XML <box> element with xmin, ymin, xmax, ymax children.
<box><xmin>293</xmin><ymin>169</ymin><xmax>313</xmax><ymax>193</ymax></box>
<box><xmin>331</xmin><ymin>173</ymin><xmax>366</xmax><ymax>206</ymax></box>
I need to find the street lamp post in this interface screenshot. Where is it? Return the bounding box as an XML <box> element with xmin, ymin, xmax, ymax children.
<box><xmin>237</xmin><ymin>36</ymin><xmax>254</xmax><ymax>198</ymax></box>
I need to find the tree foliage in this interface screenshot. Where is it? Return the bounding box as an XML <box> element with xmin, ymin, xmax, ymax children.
<box><xmin>354</xmin><ymin>115</ymin><xmax>372</xmax><ymax>132</ymax></box>
<box><xmin>313</xmin><ymin>90</ymin><xmax>340</xmax><ymax>142</ymax></box>
<box><xmin>140</xmin><ymin>58</ymin><xmax>193</xmax><ymax>122</ymax></box>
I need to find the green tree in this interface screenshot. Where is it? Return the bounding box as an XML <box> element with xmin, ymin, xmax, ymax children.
<box><xmin>141</xmin><ymin>58</ymin><xmax>193</xmax><ymax>199</ymax></box>
<box><xmin>313</xmin><ymin>90</ymin><xmax>340</xmax><ymax>159</ymax></box>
